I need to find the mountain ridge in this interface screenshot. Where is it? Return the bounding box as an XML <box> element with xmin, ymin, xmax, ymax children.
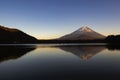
<box><xmin>0</xmin><ymin>25</ymin><xmax>37</xmax><ymax>43</ymax></box>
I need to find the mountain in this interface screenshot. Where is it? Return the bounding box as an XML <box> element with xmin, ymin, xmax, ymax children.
<box><xmin>59</xmin><ymin>26</ymin><xmax>106</xmax><ymax>40</ymax></box>
<box><xmin>0</xmin><ymin>25</ymin><xmax>37</xmax><ymax>43</ymax></box>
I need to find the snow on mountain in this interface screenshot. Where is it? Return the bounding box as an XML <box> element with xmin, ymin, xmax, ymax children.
<box><xmin>59</xmin><ymin>26</ymin><xmax>106</xmax><ymax>40</ymax></box>
<box><xmin>78</xmin><ymin>26</ymin><xmax>93</xmax><ymax>32</ymax></box>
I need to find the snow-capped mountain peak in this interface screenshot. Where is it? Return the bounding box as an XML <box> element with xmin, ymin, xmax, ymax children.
<box><xmin>78</xmin><ymin>26</ymin><xmax>93</xmax><ymax>32</ymax></box>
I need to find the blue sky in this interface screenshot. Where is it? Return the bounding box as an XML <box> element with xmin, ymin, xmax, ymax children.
<box><xmin>0</xmin><ymin>0</ymin><xmax>120</xmax><ymax>39</ymax></box>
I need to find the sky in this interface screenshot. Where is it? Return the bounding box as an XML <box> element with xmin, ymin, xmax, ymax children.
<box><xmin>0</xmin><ymin>0</ymin><xmax>120</xmax><ymax>39</ymax></box>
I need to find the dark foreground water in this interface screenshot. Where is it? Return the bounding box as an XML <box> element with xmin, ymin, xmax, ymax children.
<box><xmin>0</xmin><ymin>44</ymin><xmax>120</xmax><ymax>80</ymax></box>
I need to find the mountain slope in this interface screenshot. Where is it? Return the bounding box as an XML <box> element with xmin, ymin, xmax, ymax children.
<box><xmin>59</xmin><ymin>26</ymin><xmax>106</xmax><ymax>40</ymax></box>
<box><xmin>0</xmin><ymin>25</ymin><xmax>37</xmax><ymax>43</ymax></box>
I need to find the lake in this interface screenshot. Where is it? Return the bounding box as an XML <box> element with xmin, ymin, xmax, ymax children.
<box><xmin>0</xmin><ymin>44</ymin><xmax>120</xmax><ymax>80</ymax></box>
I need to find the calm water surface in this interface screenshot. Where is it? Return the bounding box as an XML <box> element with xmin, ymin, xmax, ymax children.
<box><xmin>0</xmin><ymin>44</ymin><xmax>120</xmax><ymax>80</ymax></box>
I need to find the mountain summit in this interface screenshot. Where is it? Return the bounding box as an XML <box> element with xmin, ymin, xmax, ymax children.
<box><xmin>59</xmin><ymin>26</ymin><xmax>106</xmax><ymax>40</ymax></box>
<box><xmin>77</xmin><ymin>26</ymin><xmax>93</xmax><ymax>32</ymax></box>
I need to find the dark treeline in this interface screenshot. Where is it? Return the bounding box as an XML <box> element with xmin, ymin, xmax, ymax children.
<box><xmin>105</xmin><ymin>35</ymin><xmax>120</xmax><ymax>44</ymax></box>
<box><xmin>104</xmin><ymin>35</ymin><xmax>120</xmax><ymax>48</ymax></box>
<box><xmin>38</xmin><ymin>39</ymin><xmax>105</xmax><ymax>43</ymax></box>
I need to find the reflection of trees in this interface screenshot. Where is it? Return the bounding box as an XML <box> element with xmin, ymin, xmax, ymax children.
<box><xmin>58</xmin><ymin>45</ymin><xmax>106</xmax><ymax>60</ymax></box>
<box><xmin>0</xmin><ymin>45</ymin><xmax>36</xmax><ymax>63</ymax></box>
<box><xmin>106</xmin><ymin>45</ymin><xmax>120</xmax><ymax>50</ymax></box>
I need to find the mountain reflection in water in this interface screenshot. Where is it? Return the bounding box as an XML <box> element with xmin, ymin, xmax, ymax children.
<box><xmin>58</xmin><ymin>45</ymin><xmax>106</xmax><ymax>60</ymax></box>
